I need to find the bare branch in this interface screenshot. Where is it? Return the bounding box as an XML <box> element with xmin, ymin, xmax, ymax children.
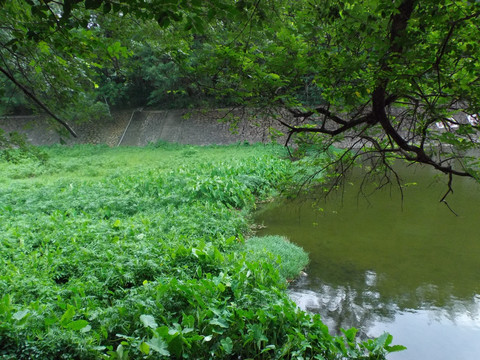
<box><xmin>440</xmin><ymin>172</ymin><xmax>459</xmax><ymax>216</ymax></box>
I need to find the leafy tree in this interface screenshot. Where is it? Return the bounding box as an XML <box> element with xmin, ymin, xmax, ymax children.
<box><xmin>90</xmin><ymin>16</ymin><xmax>210</xmax><ymax>109</ymax></box>
<box><xmin>0</xmin><ymin>0</ymin><xmax>126</xmax><ymax>137</ymax></box>
<box><xmin>0</xmin><ymin>0</ymin><xmax>260</xmax><ymax>139</ymax></box>
<box><xmin>171</xmin><ymin>0</ymin><xmax>480</xmax><ymax>196</ymax></box>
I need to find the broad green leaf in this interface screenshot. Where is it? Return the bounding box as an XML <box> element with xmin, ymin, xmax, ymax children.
<box><xmin>341</xmin><ymin>327</ymin><xmax>358</xmax><ymax>343</ymax></box>
<box><xmin>60</xmin><ymin>305</ymin><xmax>75</xmax><ymax>326</ymax></box>
<box><xmin>140</xmin><ymin>314</ymin><xmax>158</xmax><ymax>329</ymax></box>
<box><xmin>139</xmin><ymin>342</ymin><xmax>150</xmax><ymax>355</ymax></box>
<box><xmin>220</xmin><ymin>337</ymin><xmax>233</xmax><ymax>354</ymax></box>
<box><xmin>12</xmin><ymin>309</ymin><xmax>29</xmax><ymax>321</ymax></box>
<box><xmin>66</xmin><ymin>320</ymin><xmax>90</xmax><ymax>331</ymax></box>
<box><xmin>147</xmin><ymin>337</ymin><xmax>170</xmax><ymax>356</ymax></box>
<box><xmin>387</xmin><ymin>344</ymin><xmax>408</xmax><ymax>352</ymax></box>
<box><xmin>44</xmin><ymin>317</ymin><xmax>57</xmax><ymax>326</ymax></box>
<box><xmin>81</xmin><ymin>325</ymin><xmax>92</xmax><ymax>333</ymax></box>
<box><xmin>209</xmin><ymin>318</ymin><xmax>229</xmax><ymax>328</ymax></box>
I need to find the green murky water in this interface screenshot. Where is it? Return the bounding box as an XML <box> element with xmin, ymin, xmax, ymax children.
<box><xmin>255</xmin><ymin>164</ymin><xmax>480</xmax><ymax>360</ymax></box>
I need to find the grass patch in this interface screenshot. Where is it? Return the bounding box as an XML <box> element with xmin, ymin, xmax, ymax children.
<box><xmin>245</xmin><ymin>235</ymin><xmax>309</xmax><ymax>281</ymax></box>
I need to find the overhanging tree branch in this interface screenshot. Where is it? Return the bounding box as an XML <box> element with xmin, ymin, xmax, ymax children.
<box><xmin>0</xmin><ymin>66</ymin><xmax>77</xmax><ymax>137</ymax></box>
<box><xmin>373</xmin><ymin>0</ymin><xmax>470</xmax><ymax>178</ymax></box>
<box><xmin>264</xmin><ymin>0</ymin><xmax>478</xmax><ymax>206</ymax></box>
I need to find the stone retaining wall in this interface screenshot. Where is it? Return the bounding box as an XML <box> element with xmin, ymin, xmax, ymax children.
<box><xmin>0</xmin><ymin>109</ymin><xmax>282</xmax><ymax>147</ymax></box>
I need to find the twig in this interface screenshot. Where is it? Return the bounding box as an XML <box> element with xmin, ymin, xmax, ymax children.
<box><xmin>439</xmin><ymin>172</ymin><xmax>459</xmax><ymax>216</ymax></box>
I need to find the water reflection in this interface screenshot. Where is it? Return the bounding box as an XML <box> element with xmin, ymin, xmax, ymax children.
<box><xmin>255</xmin><ymin>164</ymin><xmax>480</xmax><ymax>359</ymax></box>
<box><xmin>289</xmin><ymin>271</ymin><xmax>397</xmax><ymax>338</ymax></box>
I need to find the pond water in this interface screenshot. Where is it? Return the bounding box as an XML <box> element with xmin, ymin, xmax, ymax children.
<box><xmin>254</xmin><ymin>164</ymin><xmax>480</xmax><ymax>360</ymax></box>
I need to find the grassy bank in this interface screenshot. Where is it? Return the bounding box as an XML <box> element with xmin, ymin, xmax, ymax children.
<box><xmin>0</xmin><ymin>143</ymin><xmax>397</xmax><ymax>359</ymax></box>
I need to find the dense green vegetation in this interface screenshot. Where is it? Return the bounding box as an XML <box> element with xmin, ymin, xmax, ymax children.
<box><xmin>0</xmin><ymin>143</ymin><xmax>402</xmax><ymax>359</ymax></box>
<box><xmin>2</xmin><ymin>1</ymin><xmax>480</xmax><ymax>181</ymax></box>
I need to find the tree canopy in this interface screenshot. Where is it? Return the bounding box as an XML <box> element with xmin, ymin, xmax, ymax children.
<box><xmin>178</xmin><ymin>0</ymin><xmax>480</xmax><ymax>181</ymax></box>
<box><xmin>1</xmin><ymin>0</ymin><xmax>480</xmax><ymax>189</ymax></box>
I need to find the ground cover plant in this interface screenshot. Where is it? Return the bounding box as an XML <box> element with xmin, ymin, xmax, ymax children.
<box><xmin>0</xmin><ymin>142</ymin><xmax>402</xmax><ymax>359</ymax></box>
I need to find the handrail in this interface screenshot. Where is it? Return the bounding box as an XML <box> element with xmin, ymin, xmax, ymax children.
<box><xmin>116</xmin><ymin>108</ymin><xmax>143</xmax><ymax>146</ymax></box>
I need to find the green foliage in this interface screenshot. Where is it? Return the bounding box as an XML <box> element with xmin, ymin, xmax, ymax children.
<box><xmin>0</xmin><ymin>82</ymin><xmax>33</xmax><ymax>115</ymax></box>
<box><xmin>0</xmin><ymin>130</ymin><xmax>48</xmax><ymax>163</ymax></box>
<box><xmin>245</xmin><ymin>235</ymin><xmax>309</xmax><ymax>281</ymax></box>
<box><xmin>0</xmin><ymin>0</ymin><xmax>124</xmax><ymax>127</ymax></box>
<box><xmin>163</xmin><ymin>0</ymin><xmax>480</xmax><ymax>179</ymax></box>
<box><xmin>0</xmin><ymin>0</ymin><xmax>261</xmax><ymax>117</ymax></box>
<box><xmin>63</xmin><ymin>95</ymin><xmax>112</xmax><ymax>124</ymax></box>
<box><xmin>0</xmin><ymin>143</ymin><xmax>399</xmax><ymax>359</ymax></box>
